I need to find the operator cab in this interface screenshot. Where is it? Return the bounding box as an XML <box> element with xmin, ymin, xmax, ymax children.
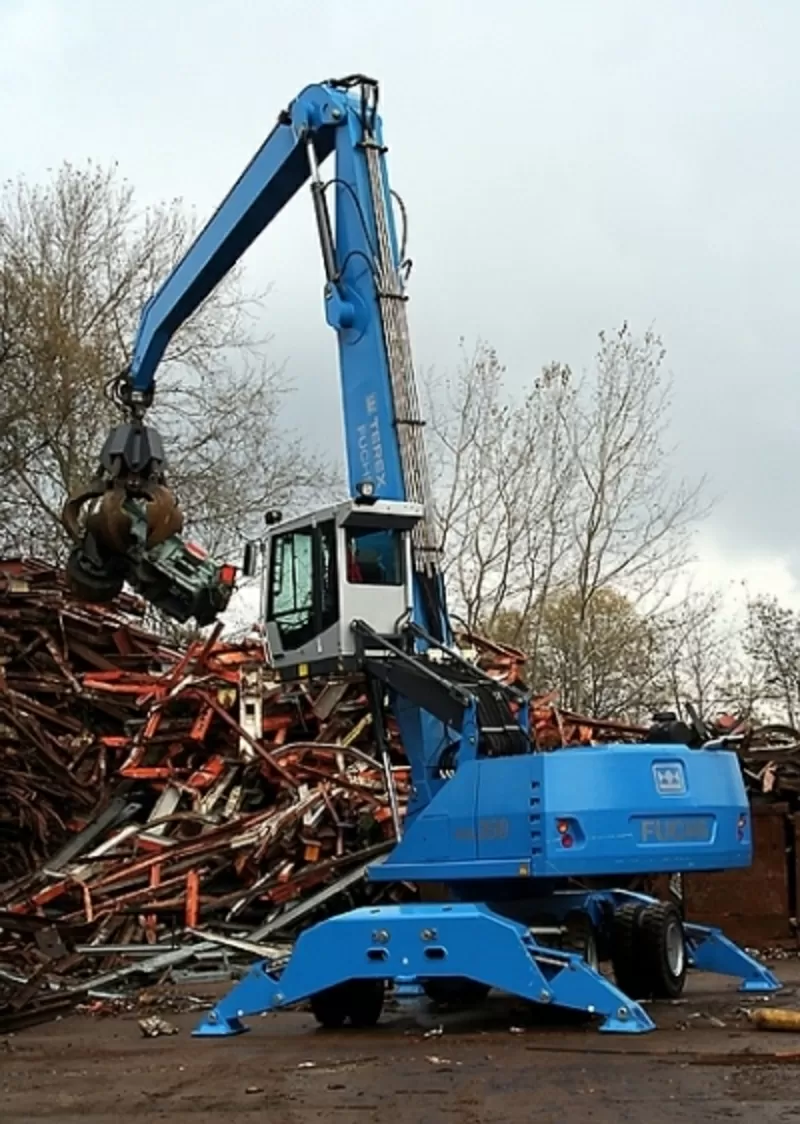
<box><xmin>263</xmin><ymin>497</ymin><xmax>424</xmax><ymax>677</ymax></box>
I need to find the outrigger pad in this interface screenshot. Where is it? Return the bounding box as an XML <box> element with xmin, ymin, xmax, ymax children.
<box><xmin>684</xmin><ymin>923</ymin><xmax>783</xmax><ymax>993</ymax></box>
<box><xmin>192</xmin><ymin>902</ymin><xmax>656</xmax><ymax>1038</ymax></box>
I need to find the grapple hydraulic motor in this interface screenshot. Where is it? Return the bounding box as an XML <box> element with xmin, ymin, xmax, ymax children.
<box><xmin>62</xmin><ymin>419</ymin><xmax>236</xmax><ymax>626</ymax></box>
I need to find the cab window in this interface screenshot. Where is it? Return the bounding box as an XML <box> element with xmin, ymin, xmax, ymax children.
<box><xmin>345</xmin><ymin>527</ymin><xmax>403</xmax><ymax>585</ymax></box>
<box><xmin>268</xmin><ymin>520</ymin><xmax>339</xmax><ymax>648</ymax></box>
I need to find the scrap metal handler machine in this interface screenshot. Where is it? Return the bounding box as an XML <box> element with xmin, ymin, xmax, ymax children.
<box><xmin>62</xmin><ymin>75</ymin><xmax>780</xmax><ymax>1035</ymax></box>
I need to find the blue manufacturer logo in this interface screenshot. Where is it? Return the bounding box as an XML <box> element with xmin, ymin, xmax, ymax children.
<box><xmin>653</xmin><ymin>762</ymin><xmax>686</xmax><ymax>796</ymax></box>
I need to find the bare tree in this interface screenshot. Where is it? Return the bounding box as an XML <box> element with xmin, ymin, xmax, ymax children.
<box><xmin>425</xmin><ymin>339</ymin><xmax>574</xmax><ymax>667</ymax></box>
<box><xmin>425</xmin><ymin>324</ymin><xmax>712</xmax><ymax>711</ymax></box>
<box><xmin>742</xmin><ymin>594</ymin><xmax>800</xmax><ymax>726</ymax></box>
<box><xmin>648</xmin><ymin>588</ymin><xmax>742</xmax><ymax>718</ymax></box>
<box><xmin>555</xmin><ymin>322</ymin><xmax>710</xmax><ymax>709</ymax></box>
<box><xmin>490</xmin><ymin>586</ymin><xmax>712</xmax><ymax>722</ymax></box>
<box><xmin>0</xmin><ymin>160</ymin><xmax>339</xmax><ymax>563</ymax></box>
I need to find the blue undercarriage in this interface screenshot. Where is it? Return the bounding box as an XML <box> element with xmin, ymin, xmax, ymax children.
<box><xmin>193</xmin><ymin>744</ymin><xmax>782</xmax><ymax>1039</ymax></box>
<box><xmin>193</xmin><ymin>893</ymin><xmax>779</xmax><ymax>1038</ymax></box>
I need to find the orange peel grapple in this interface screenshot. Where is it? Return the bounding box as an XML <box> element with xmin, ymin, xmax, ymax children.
<box><xmin>62</xmin><ymin>419</ymin><xmax>236</xmax><ymax>625</ymax></box>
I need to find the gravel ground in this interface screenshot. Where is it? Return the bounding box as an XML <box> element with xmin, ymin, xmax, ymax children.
<box><xmin>3</xmin><ymin>962</ymin><xmax>800</xmax><ymax>1123</ymax></box>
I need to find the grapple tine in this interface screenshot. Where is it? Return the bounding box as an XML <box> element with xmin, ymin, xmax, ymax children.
<box><xmin>145</xmin><ymin>484</ymin><xmax>184</xmax><ymax>547</ymax></box>
<box><xmin>61</xmin><ymin>479</ymin><xmax>107</xmax><ymax>544</ymax></box>
<box><xmin>60</xmin><ymin>416</ymin><xmax>235</xmax><ymax>626</ymax></box>
<box><xmin>86</xmin><ymin>488</ymin><xmax>134</xmax><ymax>554</ymax></box>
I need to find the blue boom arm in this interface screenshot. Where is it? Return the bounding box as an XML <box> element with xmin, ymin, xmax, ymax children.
<box><xmin>130</xmin><ymin>77</ymin><xmax>410</xmax><ymax>508</ymax></box>
<box><xmin>116</xmin><ymin>74</ymin><xmax>446</xmax><ymax>639</ymax></box>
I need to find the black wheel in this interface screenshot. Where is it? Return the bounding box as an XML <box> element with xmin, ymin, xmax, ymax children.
<box><xmin>346</xmin><ymin>979</ymin><xmax>385</xmax><ymax>1027</ymax></box>
<box><xmin>423</xmin><ymin>977</ymin><xmax>491</xmax><ymax>1006</ymax></box>
<box><xmin>310</xmin><ymin>981</ymin><xmax>350</xmax><ymax>1028</ymax></box>
<box><xmin>610</xmin><ymin>902</ymin><xmax>649</xmax><ymax>998</ymax></box>
<box><xmin>310</xmin><ymin>979</ymin><xmax>385</xmax><ymax>1029</ymax></box>
<box><xmin>638</xmin><ymin>901</ymin><xmax>687</xmax><ymax>999</ymax></box>
<box><xmin>562</xmin><ymin>911</ymin><xmax>599</xmax><ymax>971</ymax></box>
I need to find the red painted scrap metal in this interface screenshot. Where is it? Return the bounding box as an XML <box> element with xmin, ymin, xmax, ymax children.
<box><xmin>1</xmin><ymin>560</ymin><xmax>798</xmax><ymax>1026</ymax></box>
<box><xmin>0</xmin><ymin>561</ymin><xmax>410</xmax><ymax>1020</ymax></box>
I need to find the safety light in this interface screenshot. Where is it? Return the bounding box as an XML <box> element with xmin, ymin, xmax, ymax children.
<box><xmin>354</xmin><ymin>479</ymin><xmax>378</xmax><ymax>505</ymax></box>
<box><xmin>561</xmin><ymin>833</ymin><xmax>574</xmax><ymax>849</ymax></box>
<box><xmin>737</xmin><ymin>813</ymin><xmax>748</xmax><ymax>842</ymax></box>
<box><xmin>556</xmin><ymin>819</ymin><xmax>569</xmax><ymax>834</ymax></box>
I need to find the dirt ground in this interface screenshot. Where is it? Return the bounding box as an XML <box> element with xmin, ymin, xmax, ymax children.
<box><xmin>3</xmin><ymin>962</ymin><xmax>800</xmax><ymax>1123</ymax></box>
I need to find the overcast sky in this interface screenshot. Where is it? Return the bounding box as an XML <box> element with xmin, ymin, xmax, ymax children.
<box><xmin>2</xmin><ymin>0</ymin><xmax>798</xmax><ymax>611</ymax></box>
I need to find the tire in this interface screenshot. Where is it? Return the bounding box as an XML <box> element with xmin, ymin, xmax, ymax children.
<box><xmin>610</xmin><ymin>902</ymin><xmax>649</xmax><ymax>999</ymax></box>
<box><xmin>562</xmin><ymin>911</ymin><xmax>599</xmax><ymax>972</ymax></box>
<box><xmin>310</xmin><ymin>982</ymin><xmax>350</xmax><ymax>1028</ymax></box>
<box><xmin>638</xmin><ymin>901</ymin><xmax>687</xmax><ymax>999</ymax></box>
<box><xmin>346</xmin><ymin>979</ymin><xmax>385</xmax><ymax>1027</ymax></box>
<box><xmin>309</xmin><ymin>978</ymin><xmax>385</xmax><ymax>1029</ymax></box>
<box><xmin>423</xmin><ymin>977</ymin><xmax>491</xmax><ymax>1006</ymax></box>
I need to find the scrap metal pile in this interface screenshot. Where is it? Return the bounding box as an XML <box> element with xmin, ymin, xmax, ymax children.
<box><xmin>0</xmin><ymin>560</ymin><xmax>798</xmax><ymax>1029</ymax></box>
<box><xmin>709</xmin><ymin>716</ymin><xmax>800</xmax><ymax>802</ymax></box>
<box><xmin>0</xmin><ymin>559</ymin><xmax>412</xmax><ymax>1027</ymax></box>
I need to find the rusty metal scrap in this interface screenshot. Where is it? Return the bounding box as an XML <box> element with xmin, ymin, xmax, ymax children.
<box><xmin>0</xmin><ymin>559</ymin><xmax>180</xmax><ymax>884</ymax></box>
<box><xmin>731</xmin><ymin>726</ymin><xmax>800</xmax><ymax>800</ymax></box>
<box><xmin>3</xmin><ymin>561</ymin><xmax>800</xmax><ymax>1030</ymax></box>
<box><xmin>0</xmin><ymin>560</ymin><xmax>411</xmax><ymax>1027</ymax></box>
